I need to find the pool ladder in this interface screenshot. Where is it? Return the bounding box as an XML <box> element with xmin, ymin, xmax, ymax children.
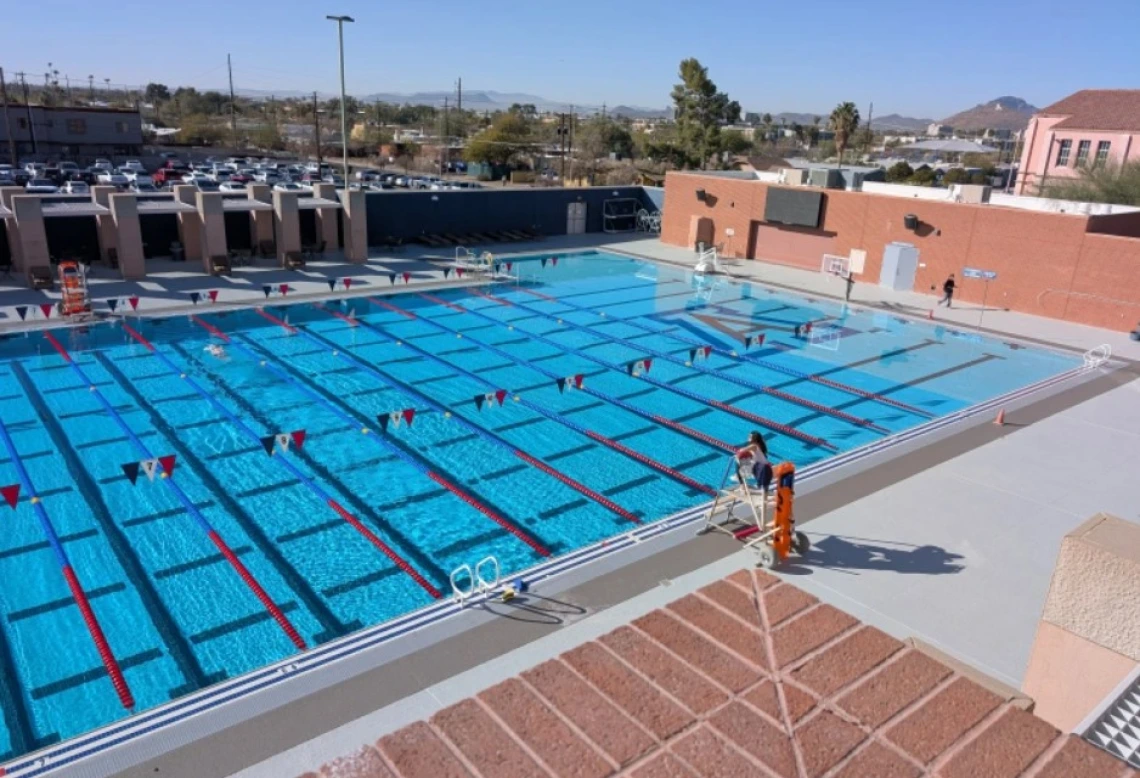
<box><xmin>449</xmin><ymin>555</ymin><xmax>501</xmax><ymax>605</ymax></box>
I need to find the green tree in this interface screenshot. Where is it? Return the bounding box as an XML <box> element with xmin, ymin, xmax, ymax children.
<box><xmin>1043</xmin><ymin>159</ymin><xmax>1140</xmax><ymax>205</ymax></box>
<box><xmin>465</xmin><ymin>111</ymin><xmax>535</xmax><ymax>166</ymax></box>
<box><xmin>144</xmin><ymin>83</ymin><xmax>171</xmax><ymax>103</ymax></box>
<box><xmin>909</xmin><ymin>165</ymin><xmax>936</xmax><ymax>186</ymax></box>
<box><xmin>250</xmin><ymin>124</ymin><xmax>285</xmax><ymax>151</ymax></box>
<box><xmin>176</xmin><ymin>114</ymin><xmax>225</xmax><ymax>145</ymax></box>
<box><xmin>942</xmin><ymin>167</ymin><xmax>969</xmax><ymax>186</ymax></box>
<box><xmin>886</xmin><ymin>161</ymin><xmax>914</xmax><ymax>182</ymax></box>
<box><xmin>719</xmin><ymin>129</ymin><xmax>752</xmax><ymax>156</ymax></box>
<box><xmin>828</xmin><ymin>102</ymin><xmax>860</xmax><ymax>167</ymax></box>
<box><xmin>670</xmin><ymin>58</ymin><xmax>741</xmax><ymax>169</ymax></box>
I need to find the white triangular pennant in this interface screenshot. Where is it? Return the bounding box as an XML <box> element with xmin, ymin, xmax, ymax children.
<box><xmin>140</xmin><ymin>458</ymin><xmax>159</xmax><ymax>482</ymax></box>
<box><xmin>275</xmin><ymin>433</ymin><xmax>291</xmax><ymax>453</ymax></box>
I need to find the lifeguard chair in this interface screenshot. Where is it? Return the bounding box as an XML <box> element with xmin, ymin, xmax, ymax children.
<box><xmin>699</xmin><ymin>457</ymin><xmax>809</xmax><ymax>569</ymax></box>
<box><xmin>57</xmin><ymin>261</ymin><xmax>92</xmax><ymax>319</ymax></box>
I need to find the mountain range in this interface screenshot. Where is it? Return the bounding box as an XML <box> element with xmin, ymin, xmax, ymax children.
<box><xmin>229</xmin><ymin>86</ymin><xmax>1039</xmax><ymax>131</ymax></box>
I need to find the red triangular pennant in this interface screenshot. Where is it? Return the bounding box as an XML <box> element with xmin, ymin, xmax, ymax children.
<box><xmin>805</xmin><ymin>322</ymin><xmax>813</xmax><ymax>334</ymax></box>
<box><xmin>158</xmin><ymin>455</ymin><xmax>177</xmax><ymax>477</ymax></box>
<box><xmin>129</xmin><ymin>296</ymin><xmax>140</xmax><ymax>311</ymax></box>
<box><xmin>402</xmin><ymin>408</ymin><xmax>416</xmax><ymax>426</ymax></box>
<box><xmin>573</xmin><ymin>373</ymin><xmax>584</xmax><ymax>389</ymax></box>
<box><xmin>279</xmin><ymin>283</ymin><xmax>289</xmax><ymax>297</ymax></box>
<box><xmin>456</xmin><ymin>267</ymin><xmax>465</xmax><ymax>277</ymax></box>
<box><xmin>40</xmin><ymin>303</ymin><xmax>53</xmax><ymax>319</ymax></box>
<box><xmin>343</xmin><ymin>277</ymin><xmax>353</xmax><ymax>289</ymax></box>
<box><xmin>1</xmin><ymin>484</ymin><xmax>19</xmax><ymax>509</ymax></box>
<box><xmin>495</xmin><ymin>389</ymin><xmax>507</xmax><ymax>406</ymax></box>
<box><xmin>403</xmin><ymin>272</ymin><xmax>411</xmax><ymax>284</ymax></box>
<box><xmin>703</xmin><ymin>346</ymin><xmax>712</xmax><ymax>359</ymax></box>
<box><xmin>291</xmin><ymin>430</ymin><xmax>306</xmax><ymax>449</ymax></box>
<box><xmin>642</xmin><ymin>358</ymin><xmax>653</xmax><ymax>373</ymax></box>
<box><xmin>552</xmin><ymin>257</ymin><xmax>558</xmax><ymax>267</ymax></box>
<box><xmin>208</xmin><ymin>289</ymin><xmax>219</xmax><ymax>302</ymax></box>
<box><xmin>756</xmin><ymin>333</ymin><xmax>766</xmax><ymax>346</ymax></box>
<box><xmin>506</xmin><ymin>262</ymin><xmax>513</xmax><ymax>272</ymax></box>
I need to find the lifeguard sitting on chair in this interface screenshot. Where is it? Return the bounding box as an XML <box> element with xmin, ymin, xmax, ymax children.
<box><xmin>735</xmin><ymin>431</ymin><xmax>774</xmax><ymax>498</ymax></box>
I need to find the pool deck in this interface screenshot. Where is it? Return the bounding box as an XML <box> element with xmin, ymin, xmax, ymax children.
<box><xmin>7</xmin><ymin>235</ymin><xmax>1140</xmax><ymax>777</ymax></box>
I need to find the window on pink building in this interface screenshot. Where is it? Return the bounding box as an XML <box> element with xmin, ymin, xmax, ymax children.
<box><xmin>1096</xmin><ymin>141</ymin><xmax>1111</xmax><ymax>164</ymax></box>
<box><xmin>1055</xmin><ymin>140</ymin><xmax>1072</xmax><ymax>167</ymax></box>
<box><xmin>1076</xmin><ymin>140</ymin><xmax>1090</xmax><ymax>165</ymax></box>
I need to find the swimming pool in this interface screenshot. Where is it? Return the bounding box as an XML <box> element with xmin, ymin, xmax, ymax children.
<box><xmin>0</xmin><ymin>250</ymin><xmax>1082</xmax><ymax>764</ymax></box>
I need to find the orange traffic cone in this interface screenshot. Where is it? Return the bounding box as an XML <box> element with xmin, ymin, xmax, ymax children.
<box><xmin>994</xmin><ymin>408</ymin><xmax>1005</xmax><ymax>426</ymax></box>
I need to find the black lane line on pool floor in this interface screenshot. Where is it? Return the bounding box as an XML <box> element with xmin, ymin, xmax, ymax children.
<box><xmin>171</xmin><ymin>339</ymin><xmax>459</xmax><ymax>584</ymax></box>
<box><xmin>12</xmin><ymin>360</ymin><xmax>218</xmax><ymax>699</ymax></box>
<box><xmin>95</xmin><ymin>351</ymin><xmax>353</xmax><ymax>645</ymax></box>
<box><xmin>230</xmin><ymin>333</ymin><xmax>549</xmax><ymax>561</ymax></box>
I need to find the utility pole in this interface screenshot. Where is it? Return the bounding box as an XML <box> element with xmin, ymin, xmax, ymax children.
<box><xmin>558</xmin><ymin>112</ymin><xmax>567</xmax><ymax>184</ymax></box>
<box><xmin>864</xmin><ymin>101</ymin><xmax>873</xmax><ymax>156</ymax></box>
<box><xmin>227</xmin><ymin>53</ymin><xmax>237</xmax><ymax>139</ymax></box>
<box><xmin>456</xmin><ymin>77</ymin><xmax>462</xmax><ymax>112</ymax></box>
<box><xmin>88</xmin><ymin>75</ymin><xmax>94</xmax><ymax>101</ymax></box>
<box><xmin>15</xmin><ymin>73</ymin><xmax>36</xmax><ymax>156</ymax></box>
<box><xmin>440</xmin><ymin>97</ymin><xmax>448</xmax><ymax>176</ymax></box>
<box><xmin>313</xmin><ymin>91</ymin><xmax>322</xmax><ymax>169</ymax></box>
<box><xmin>326</xmin><ymin>14</ymin><xmax>355</xmax><ymax>186</ymax></box>
<box><xmin>0</xmin><ymin>68</ymin><xmax>16</xmax><ymax>164</ymax></box>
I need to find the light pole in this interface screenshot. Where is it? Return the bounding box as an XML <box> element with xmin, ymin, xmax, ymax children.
<box><xmin>326</xmin><ymin>14</ymin><xmax>354</xmax><ymax>188</ymax></box>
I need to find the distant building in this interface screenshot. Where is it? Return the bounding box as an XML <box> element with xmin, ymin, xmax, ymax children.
<box><xmin>0</xmin><ymin>105</ymin><xmax>143</xmax><ymax>162</ymax></box>
<box><xmin>722</xmin><ymin>125</ymin><xmax>756</xmax><ymax>140</ymax></box>
<box><xmin>1016</xmin><ymin>89</ymin><xmax>1140</xmax><ymax>195</ymax></box>
<box><xmin>926</xmin><ymin>123</ymin><xmax>954</xmax><ymax>138</ymax></box>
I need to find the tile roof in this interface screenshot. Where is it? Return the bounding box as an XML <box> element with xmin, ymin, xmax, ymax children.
<box><xmin>1038</xmin><ymin>89</ymin><xmax>1140</xmax><ymax>132</ymax></box>
<box><xmin>299</xmin><ymin>570</ymin><xmax>1140</xmax><ymax>778</ymax></box>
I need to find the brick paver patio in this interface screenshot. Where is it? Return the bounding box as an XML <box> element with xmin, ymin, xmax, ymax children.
<box><xmin>299</xmin><ymin>569</ymin><xmax>1137</xmax><ymax>778</ymax></box>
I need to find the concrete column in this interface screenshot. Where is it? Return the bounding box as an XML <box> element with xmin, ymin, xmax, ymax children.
<box><xmin>312</xmin><ymin>183</ymin><xmax>340</xmax><ymax>252</ymax></box>
<box><xmin>247</xmin><ymin>184</ymin><xmax>274</xmax><ymax>252</ymax></box>
<box><xmin>91</xmin><ymin>185</ymin><xmax>118</xmax><ymax>265</ymax></box>
<box><xmin>273</xmin><ymin>190</ymin><xmax>300</xmax><ymax>267</ymax></box>
<box><xmin>11</xmin><ymin>196</ymin><xmax>50</xmax><ymax>281</ymax></box>
<box><xmin>196</xmin><ymin>192</ymin><xmax>227</xmax><ymax>274</ymax></box>
<box><xmin>108</xmin><ymin>193</ymin><xmax>146</xmax><ymax>280</ymax></box>
<box><xmin>0</xmin><ymin>187</ymin><xmax>25</xmax><ymax>272</ymax></box>
<box><xmin>339</xmin><ymin>188</ymin><xmax>368</xmax><ymax>263</ymax></box>
<box><xmin>173</xmin><ymin>185</ymin><xmax>203</xmax><ymax>263</ymax></box>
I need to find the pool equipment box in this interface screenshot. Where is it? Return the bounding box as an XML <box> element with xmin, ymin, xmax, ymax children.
<box><xmin>879</xmin><ymin>242</ymin><xmax>919</xmax><ymax>291</ymax></box>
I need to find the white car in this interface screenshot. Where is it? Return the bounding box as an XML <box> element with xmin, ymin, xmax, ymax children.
<box><xmin>121</xmin><ymin>160</ymin><xmax>146</xmax><ymax>173</ymax></box>
<box><xmin>92</xmin><ymin>159</ymin><xmax>113</xmax><ymax>171</ymax></box>
<box><xmin>219</xmin><ymin>182</ymin><xmax>246</xmax><ymax>192</ymax></box>
<box><xmin>62</xmin><ymin>181</ymin><xmax>90</xmax><ymax>194</ymax></box>
<box><xmin>181</xmin><ymin>172</ymin><xmax>211</xmax><ymax>185</ymax></box>
<box><xmin>123</xmin><ymin>169</ymin><xmax>149</xmax><ymax>181</ymax></box>
<box><xmin>273</xmin><ymin>182</ymin><xmax>308</xmax><ymax>193</ymax></box>
<box><xmin>97</xmin><ymin>171</ymin><xmax>129</xmax><ymax>188</ymax></box>
<box><xmin>254</xmin><ymin>171</ymin><xmax>280</xmax><ymax>183</ymax></box>
<box><xmin>129</xmin><ymin>174</ymin><xmax>155</xmax><ymax>188</ymax></box>
<box><xmin>25</xmin><ymin>179</ymin><xmax>58</xmax><ymax>194</ymax></box>
<box><xmin>207</xmin><ymin>170</ymin><xmax>232</xmax><ymax>182</ymax></box>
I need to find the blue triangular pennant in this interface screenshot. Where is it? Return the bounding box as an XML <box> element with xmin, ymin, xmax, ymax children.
<box><xmin>15</xmin><ymin>306</ymin><xmax>28</xmax><ymax>321</ymax></box>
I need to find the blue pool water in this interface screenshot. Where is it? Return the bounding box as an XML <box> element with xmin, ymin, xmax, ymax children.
<box><xmin>0</xmin><ymin>250</ymin><xmax>1080</xmax><ymax>761</ymax></box>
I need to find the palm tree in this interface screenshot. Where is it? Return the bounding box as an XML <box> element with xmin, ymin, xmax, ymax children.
<box><xmin>828</xmin><ymin>102</ymin><xmax>860</xmax><ymax>168</ymax></box>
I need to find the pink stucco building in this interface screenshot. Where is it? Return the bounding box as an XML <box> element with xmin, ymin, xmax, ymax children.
<box><xmin>1016</xmin><ymin>89</ymin><xmax>1140</xmax><ymax>195</ymax></box>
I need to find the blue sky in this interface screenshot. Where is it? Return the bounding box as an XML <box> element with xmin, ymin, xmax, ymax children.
<box><xmin>4</xmin><ymin>0</ymin><xmax>1137</xmax><ymax>118</ymax></box>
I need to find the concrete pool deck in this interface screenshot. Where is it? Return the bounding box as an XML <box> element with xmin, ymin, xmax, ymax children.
<box><xmin>5</xmin><ymin>235</ymin><xmax>1137</xmax><ymax>777</ymax></box>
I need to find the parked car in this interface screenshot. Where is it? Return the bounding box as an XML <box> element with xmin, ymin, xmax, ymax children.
<box><xmin>393</xmin><ymin>175</ymin><xmax>410</xmax><ymax>187</ymax></box>
<box><xmin>25</xmin><ymin>179</ymin><xmax>59</xmax><ymax>194</ymax></box>
<box><xmin>58</xmin><ymin>161</ymin><xmax>81</xmax><ymax>179</ymax></box>
<box><xmin>92</xmin><ymin>159</ymin><xmax>113</xmax><ymax>171</ymax></box>
<box><xmin>219</xmin><ymin>182</ymin><xmax>246</xmax><ymax>192</ymax></box>
<box><xmin>254</xmin><ymin>171</ymin><xmax>279</xmax><ymax>183</ymax></box>
<box><xmin>129</xmin><ymin>173</ymin><xmax>155</xmax><ymax>188</ymax></box>
<box><xmin>181</xmin><ymin>172</ymin><xmax>211</xmax><ymax>186</ymax></box>
<box><xmin>97</xmin><ymin>170</ymin><xmax>129</xmax><ymax>188</ymax></box>
<box><xmin>192</xmin><ymin>180</ymin><xmax>221</xmax><ymax>192</ymax></box>
<box><xmin>121</xmin><ymin>160</ymin><xmax>147</xmax><ymax>173</ymax></box>
<box><xmin>322</xmin><ymin>175</ymin><xmax>346</xmax><ymax>187</ymax></box>
<box><xmin>62</xmin><ymin>181</ymin><xmax>90</xmax><ymax>194</ymax></box>
<box><xmin>131</xmin><ymin>183</ymin><xmax>159</xmax><ymax>193</ymax></box>
<box><xmin>273</xmin><ymin>182</ymin><xmax>308</xmax><ymax>193</ymax></box>
<box><xmin>354</xmin><ymin>168</ymin><xmax>380</xmax><ymax>181</ymax></box>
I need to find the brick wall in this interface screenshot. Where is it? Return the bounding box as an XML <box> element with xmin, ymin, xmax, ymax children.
<box><xmin>662</xmin><ymin>172</ymin><xmax>1140</xmax><ymax>331</ymax></box>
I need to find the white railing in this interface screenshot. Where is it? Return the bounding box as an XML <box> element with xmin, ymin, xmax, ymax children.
<box><xmin>694</xmin><ymin>246</ymin><xmax>723</xmax><ymax>274</ymax></box>
<box><xmin>450</xmin><ymin>556</ymin><xmax>502</xmax><ymax>605</ymax></box>
<box><xmin>1083</xmin><ymin>344</ymin><xmax>1112</xmax><ymax>368</ymax></box>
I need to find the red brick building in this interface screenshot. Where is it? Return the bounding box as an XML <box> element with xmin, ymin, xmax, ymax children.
<box><xmin>661</xmin><ymin>171</ymin><xmax>1140</xmax><ymax>331</ymax></box>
